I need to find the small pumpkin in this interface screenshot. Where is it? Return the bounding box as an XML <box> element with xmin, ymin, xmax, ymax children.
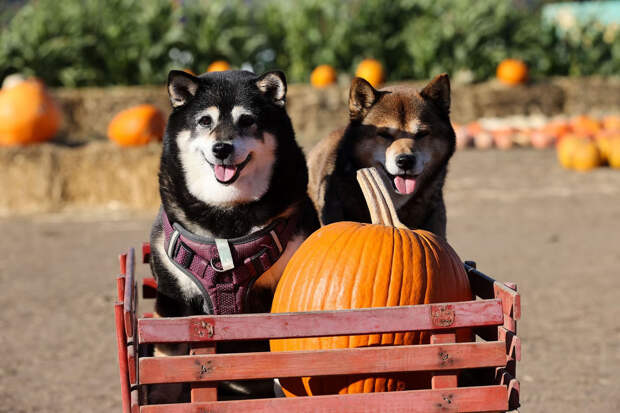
<box><xmin>607</xmin><ymin>137</ymin><xmax>620</xmax><ymax>169</ymax></box>
<box><xmin>355</xmin><ymin>59</ymin><xmax>385</xmax><ymax>88</ymax></box>
<box><xmin>206</xmin><ymin>60</ymin><xmax>231</xmax><ymax>72</ymax></box>
<box><xmin>530</xmin><ymin>130</ymin><xmax>555</xmax><ymax>149</ymax></box>
<box><xmin>473</xmin><ymin>131</ymin><xmax>494</xmax><ymax>149</ymax></box>
<box><xmin>270</xmin><ymin>167</ymin><xmax>473</xmax><ymax>397</ymax></box>
<box><xmin>107</xmin><ymin>104</ymin><xmax>165</xmax><ymax>147</ymax></box>
<box><xmin>492</xmin><ymin>128</ymin><xmax>516</xmax><ymax>150</ymax></box>
<box><xmin>572</xmin><ymin>140</ymin><xmax>601</xmax><ymax>171</ymax></box>
<box><xmin>542</xmin><ymin>121</ymin><xmax>572</xmax><ymax>140</ymax></box>
<box><xmin>310</xmin><ymin>64</ymin><xmax>337</xmax><ymax>88</ymax></box>
<box><xmin>571</xmin><ymin>115</ymin><xmax>600</xmax><ymax>137</ymax></box>
<box><xmin>602</xmin><ymin>115</ymin><xmax>620</xmax><ymax>132</ymax></box>
<box><xmin>496</xmin><ymin>59</ymin><xmax>528</xmax><ymax>86</ymax></box>
<box><xmin>0</xmin><ymin>78</ymin><xmax>61</xmax><ymax>146</ymax></box>
<box><xmin>556</xmin><ymin>135</ymin><xmax>585</xmax><ymax>169</ymax></box>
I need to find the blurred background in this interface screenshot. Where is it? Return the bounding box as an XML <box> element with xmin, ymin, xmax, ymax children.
<box><xmin>0</xmin><ymin>1</ymin><xmax>619</xmax><ymax>412</ymax></box>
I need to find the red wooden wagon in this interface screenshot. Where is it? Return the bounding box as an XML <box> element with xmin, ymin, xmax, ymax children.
<box><xmin>114</xmin><ymin>243</ymin><xmax>520</xmax><ymax>412</ymax></box>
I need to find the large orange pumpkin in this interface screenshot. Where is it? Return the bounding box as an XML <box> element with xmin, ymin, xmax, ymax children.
<box><xmin>270</xmin><ymin>168</ymin><xmax>473</xmax><ymax>397</ymax></box>
<box><xmin>355</xmin><ymin>59</ymin><xmax>385</xmax><ymax>88</ymax></box>
<box><xmin>0</xmin><ymin>78</ymin><xmax>61</xmax><ymax>145</ymax></box>
<box><xmin>107</xmin><ymin>104</ymin><xmax>166</xmax><ymax>146</ymax></box>
<box><xmin>496</xmin><ymin>59</ymin><xmax>528</xmax><ymax>86</ymax></box>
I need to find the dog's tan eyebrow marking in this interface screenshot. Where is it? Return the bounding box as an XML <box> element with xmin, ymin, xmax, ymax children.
<box><xmin>231</xmin><ymin>106</ymin><xmax>253</xmax><ymax>124</ymax></box>
<box><xmin>407</xmin><ymin>119</ymin><xmax>421</xmax><ymax>134</ymax></box>
<box><xmin>194</xmin><ymin>106</ymin><xmax>220</xmax><ymax>124</ymax></box>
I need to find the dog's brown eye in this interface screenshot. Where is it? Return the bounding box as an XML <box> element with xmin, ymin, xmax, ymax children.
<box><xmin>415</xmin><ymin>130</ymin><xmax>430</xmax><ymax>139</ymax></box>
<box><xmin>238</xmin><ymin>115</ymin><xmax>256</xmax><ymax>129</ymax></box>
<box><xmin>198</xmin><ymin>115</ymin><xmax>212</xmax><ymax>128</ymax></box>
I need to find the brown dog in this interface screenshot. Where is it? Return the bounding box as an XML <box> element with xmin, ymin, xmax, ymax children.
<box><xmin>308</xmin><ymin>74</ymin><xmax>456</xmax><ymax>238</ymax></box>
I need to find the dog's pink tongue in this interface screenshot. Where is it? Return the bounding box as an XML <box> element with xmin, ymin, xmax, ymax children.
<box><xmin>214</xmin><ymin>165</ymin><xmax>237</xmax><ymax>182</ymax></box>
<box><xmin>394</xmin><ymin>176</ymin><xmax>416</xmax><ymax>194</ymax></box>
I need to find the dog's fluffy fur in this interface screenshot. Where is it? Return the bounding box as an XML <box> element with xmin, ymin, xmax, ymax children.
<box><xmin>308</xmin><ymin>74</ymin><xmax>456</xmax><ymax>238</ymax></box>
<box><xmin>149</xmin><ymin>69</ymin><xmax>318</xmax><ymax>401</ymax></box>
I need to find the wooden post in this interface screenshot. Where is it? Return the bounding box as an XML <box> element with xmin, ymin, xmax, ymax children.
<box><xmin>430</xmin><ymin>332</ymin><xmax>458</xmax><ymax>389</ymax></box>
<box><xmin>190</xmin><ymin>342</ymin><xmax>218</xmax><ymax>402</ymax></box>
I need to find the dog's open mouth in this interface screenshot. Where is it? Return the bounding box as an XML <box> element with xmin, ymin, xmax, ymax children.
<box><xmin>379</xmin><ymin>164</ymin><xmax>418</xmax><ymax>195</ymax></box>
<box><xmin>392</xmin><ymin>174</ymin><xmax>417</xmax><ymax>195</ymax></box>
<box><xmin>207</xmin><ymin>154</ymin><xmax>252</xmax><ymax>185</ymax></box>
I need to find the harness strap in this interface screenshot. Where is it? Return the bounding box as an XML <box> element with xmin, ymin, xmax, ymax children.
<box><xmin>161</xmin><ymin>209</ymin><xmax>298</xmax><ymax>315</ymax></box>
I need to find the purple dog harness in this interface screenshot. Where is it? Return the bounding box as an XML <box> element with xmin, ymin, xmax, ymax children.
<box><xmin>161</xmin><ymin>210</ymin><xmax>298</xmax><ymax>315</ymax></box>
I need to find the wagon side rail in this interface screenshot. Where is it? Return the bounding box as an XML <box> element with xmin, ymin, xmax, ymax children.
<box><xmin>115</xmin><ymin>247</ymin><xmax>521</xmax><ymax>413</ymax></box>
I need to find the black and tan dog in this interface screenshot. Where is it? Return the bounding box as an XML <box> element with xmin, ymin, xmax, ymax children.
<box><xmin>308</xmin><ymin>74</ymin><xmax>456</xmax><ymax>238</ymax></box>
<box><xmin>149</xmin><ymin>69</ymin><xmax>318</xmax><ymax>401</ymax></box>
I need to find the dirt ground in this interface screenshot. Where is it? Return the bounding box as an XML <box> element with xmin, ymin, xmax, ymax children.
<box><xmin>1</xmin><ymin>148</ymin><xmax>619</xmax><ymax>412</ymax></box>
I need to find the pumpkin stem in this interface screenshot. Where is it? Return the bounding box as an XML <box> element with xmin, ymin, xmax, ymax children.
<box><xmin>356</xmin><ymin>167</ymin><xmax>407</xmax><ymax>229</ymax></box>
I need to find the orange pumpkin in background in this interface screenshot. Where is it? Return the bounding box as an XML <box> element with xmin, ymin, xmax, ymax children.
<box><xmin>310</xmin><ymin>64</ymin><xmax>337</xmax><ymax>88</ymax></box>
<box><xmin>107</xmin><ymin>104</ymin><xmax>166</xmax><ymax>146</ymax></box>
<box><xmin>206</xmin><ymin>60</ymin><xmax>231</xmax><ymax>72</ymax></box>
<box><xmin>271</xmin><ymin>168</ymin><xmax>473</xmax><ymax>397</ymax></box>
<box><xmin>571</xmin><ymin>115</ymin><xmax>600</xmax><ymax>137</ymax></box>
<box><xmin>602</xmin><ymin>115</ymin><xmax>620</xmax><ymax>132</ymax></box>
<box><xmin>496</xmin><ymin>59</ymin><xmax>528</xmax><ymax>86</ymax></box>
<box><xmin>607</xmin><ymin>137</ymin><xmax>620</xmax><ymax>169</ymax></box>
<box><xmin>571</xmin><ymin>140</ymin><xmax>602</xmax><ymax>171</ymax></box>
<box><xmin>0</xmin><ymin>78</ymin><xmax>61</xmax><ymax>145</ymax></box>
<box><xmin>556</xmin><ymin>135</ymin><xmax>585</xmax><ymax>169</ymax></box>
<box><xmin>355</xmin><ymin>59</ymin><xmax>385</xmax><ymax>87</ymax></box>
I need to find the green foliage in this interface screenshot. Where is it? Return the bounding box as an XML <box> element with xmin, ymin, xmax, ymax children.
<box><xmin>0</xmin><ymin>0</ymin><xmax>618</xmax><ymax>86</ymax></box>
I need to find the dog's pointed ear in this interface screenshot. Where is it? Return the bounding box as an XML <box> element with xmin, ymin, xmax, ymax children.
<box><xmin>256</xmin><ymin>71</ymin><xmax>287</xmax><ymax>107</ymax></box>
<box><xmin>349</xmin><ymin>77</ymin><xmax>381</xmax><ymax>121</ymax></box>
<box><xmin>168</xmin><ymin>70</ymin><xmax>199</xmax><ymax>108</ymax></box>
<box><xmin>420</xmin><ymin>73</ymin><xmax>450</xmax><ymax>115</ymax></box>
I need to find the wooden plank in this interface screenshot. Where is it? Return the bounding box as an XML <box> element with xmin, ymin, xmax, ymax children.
<box><xmin>142</xmin><ymin>242</ymin><xmax>151</xmax><ymax>264</ymax></box>
<box><xmin>139</xmin><ymin>341</ymin><xmax>506</xmax><ymax>384</ymax></box>
<box><xmin>140</xmin><ymin>385</ymin><xmax>508</xmax><ymax>413</ymax></box>
<box><xmin>430</xmin><ymin>332</ymin><xmax>457</xmax><ymax>389</ymax></box>
<box><xmin>124</xmin><ymin>248</ymin><xmax>135</xmax><ymax>339</ymax></box>
<box><xmin>127</xmin><ymin>342</ymin><xmax>137</xmax><ymax>385</ymax></box>
<box><xmin>498</xmin><ymin>327</ymin><xmax>521</xmax><ymax>362</ymax></box>
<box><xmin>190</xmin><ymin>343</ymin><xmax>217</xmax><ymax>402</ymax></box>
<box><xmin>115</xmin><ymin>303</ymin><xmax>131</xmax><ymax>413</ymax></box>
<box><xmin>139</xmin><ymin>299</ymin><xmax>503</xmax><ymax>344</ymax></box>
<box><xmin>120</xmin><ymin>253</ymin><xmax>127</xmax><ymax>276</ymax></box>
<box><xmin>117</xmin><ymin>275</ymin><xmax>125</xmax><ymax>303</ymax></box>
<box><xmin>464</xmin><ymin>264</ymin><xmax>521</xmax><ymax>320</ymax></box>
<box><xmin>131</xmin><ymin>389</ymin><xmax>139</xmax><ymax>413</ymax></box>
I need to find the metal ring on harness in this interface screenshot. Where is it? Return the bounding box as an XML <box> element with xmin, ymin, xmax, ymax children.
<box><xmin>210</xmin><ymin>257</ymin><xmax>228</xmax><ymax>273</ymax></box>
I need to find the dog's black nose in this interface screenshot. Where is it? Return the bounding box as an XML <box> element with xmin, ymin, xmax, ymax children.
<box><xmin>212</xmin><ymin>142</ymin><xmax>234</xmax><ymax>160</ymax></box>
<box><xmin>395</xmin><ymin>154</ymin><xmax>416</xmax><ymax>170</ymax></box>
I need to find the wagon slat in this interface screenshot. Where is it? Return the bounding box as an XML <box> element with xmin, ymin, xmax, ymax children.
<box><xmin>139</xmin><ymin>385</ymin><xmax>508</xmax><ymax>413</ymax></box>
<box><xmin>138</xmin><ymin>299</ymin><xmax>503</xmax><ymax>344</ymax></box>
<box><xmin>123</xmin><ymin>248</ymin><xmax>135</xmax><ymax>339</ymax></box>
<box><xmin>464</xmin><ymin>264</ymin><xmax>521</xmax><ymax>320</ymax></box>
<box><xmin>139</xmin><ymin>341</ymin><xmax>507</xmax><ymax>384</ymax></box>
<box><xmin>115</xmin><ymin>302</ymin><xmax>131</xmax><ymax>413</ymax></box>
<box><xmin>430</xmin><ymin>332</ymin><xmax>458</xmax><ymax>388</ymax></box>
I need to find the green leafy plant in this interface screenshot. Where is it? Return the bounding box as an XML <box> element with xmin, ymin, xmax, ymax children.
<box><xmin>0</xmin><ymin>0</ymin><xmax>617</xmax><ymax>86</ymax></box>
